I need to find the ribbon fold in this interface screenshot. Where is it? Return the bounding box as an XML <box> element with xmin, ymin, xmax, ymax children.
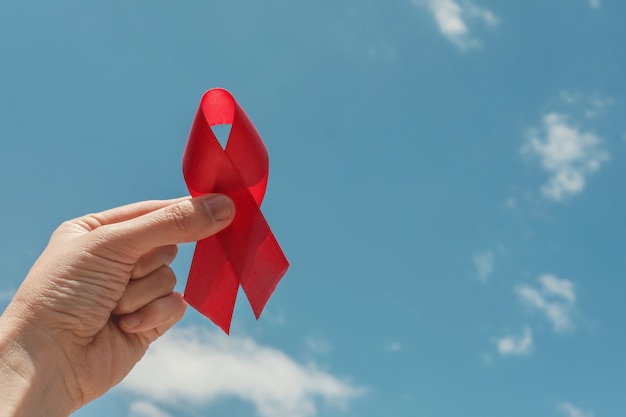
<box><xmin>182</xmin><ymin>88</ymin><xmax>289</xmax><ymax>334</ymax></box>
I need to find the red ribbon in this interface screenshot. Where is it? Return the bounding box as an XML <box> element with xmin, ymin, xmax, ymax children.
<box><xmin>182</xmin><ymin>88</ymin><xmax>289</xmax><ymax>334</ymax></box>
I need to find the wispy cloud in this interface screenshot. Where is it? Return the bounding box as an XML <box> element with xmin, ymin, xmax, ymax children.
<box><xmin>384</xmin><ymin>341</ymin><xmax>403</xmax><ymax>353</ymax></box>
<box><xmin>0</xmin><ymin>288</ymin><xmax>17</xmax><ymax>311</ymax></box>
<box><xmin>586</xmin><ymin>97</ymin><xmax>613</xmax><ymax>118</ymax></box>
<box><xmin>473</xmin><ymin>250</ymin><xmax>495</xmax><ymax>283</ymax></box>
<box><xmin>0</xmin><ymin>288</ymin><xmax>16</xmax><ymax>301</ymax></box>
<box><xmin>412</xmin><ymin>0</ymin><xmax>499</xmax><ymax>51</ymax></box>
<box><xmin>128</xmin><ymin>400</ymin><xmax>173</xmax><ymax>417</ymax></box>
<box><xmin>557</xmin><ymin>91</ymin><xmax>613</xmax><ymax>119</ymax></box>
<box><xmin>304</xmin><ymin>334</ymin><xmax>333</xmax><ymax>356</ymax></box>
<box><xmin>559</xmin><ymin>401</ymin><xmax>594</xmax><ymax>417</ymax></box>
<box><xmin>121</xmin><ymin>326</ymin><xmax>365</xmax><ymax>417</ymax></box>
<box><xmin>540</xmin><ymin>274</ymin><xmax>576</xmax><ymax>303</ymax></box>
<box><xmin>495</xmin><ymin>327</ymin><xmax>533</xmax><ymax>356</ymax></box>
<box><xmin>516</xmin><ymin>274</ymin><xmax>577</xmax><ymax>332</ymax></box>
<box><xmin>589</xmin><ymin>0</ymin><xmax>601</xmax><ymax>9</ymax></box>
<box><xmin>523</xmin><ymin>112</ymin><xmax>609</xmax><ymax>201</ymax></box>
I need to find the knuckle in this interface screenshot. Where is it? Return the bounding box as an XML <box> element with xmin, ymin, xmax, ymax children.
<box><xmin>55</xmin><ymin>219</ymin><xmax>75</xmax><ymax>233</ymax></box>
<box><xmin>88</xmin><ymin>225</ymin><xmax>136</xmax><ymax>264</ymax></box>
<box><xmin>163</xmin><ymin>204</ymin><xmax>190</xmax><ymax>233</ymax></box>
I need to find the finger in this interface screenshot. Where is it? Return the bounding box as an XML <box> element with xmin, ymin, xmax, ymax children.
<box><xmin>114</xmin><ymin>265</ymin><xmax>177</xmax><ymax>315</ymax></box>
<box><xmin>63</xmin><ymin>198</ymin><xmax>190</xmax><ymax>234</ymax></box>
<box><xmin>134</xmin><ymin>317</ymin><xmax>182</xmax><ymax>347</ymax></box>
<box><xmin>120</xmin><ymin>292</ymin><xmax>187</xmax><ymax>333</ymax></box>
<box><xmin>97</xmin><ymin>194</ymin><xmax>235</xmax><ymax>261</ymax></box>
<box><xmin>131</xmin><ymin>245</ymin><xmax>178</xmax><ymax>279</ymax></box>
<box><xmin>87</xmin><ymin>197</ymin><xmax>190</xmax><ymax>226</ymax></box>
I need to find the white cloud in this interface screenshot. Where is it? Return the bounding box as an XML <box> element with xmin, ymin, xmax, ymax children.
<box><xmin>121</xmin><ymin>326</ymin><xmax>365</xmax><ymax>417</ymax></box>
<box><xmin>523</xmin><ymin>112</ymin><xmax>609</xmax><ymax>201</ymax></box>
<box><xmin>128</xmin><ymin>400</ymin><xmax>173</xmax><ymax>417</ymax></box>
<box><xmin>473</xmin><ymin>250</ymin><xmax>495</xmax><ymax>283</ymax></box>
<box><xmin>540</xmin><ymin>274</ymin><xmax>576</xmax><ymax>303</ymax></box>
<box><xmin>559</xmin><ymin>401</ymin><xmax>594</xmax><ymax>417</ymax></box>
<box><xmin>516</xmin><ymin>274</ymin><xmax>577</xmax><ymax>332</ymax></box>
<box><xmin>495</xmin><ymin>327</ymin><xmax>533</xmax><ymax>356</ymax></box>
<box><xmin>413</xmin><ymin>0</ymin><xmax>499</xmax><ymax>51</ymax></box>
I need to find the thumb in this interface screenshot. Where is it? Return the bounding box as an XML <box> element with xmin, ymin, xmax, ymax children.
<box><xmin>97</xmin><ymin>194</ymin><xmax>235</xmax><ymax>261</ymax></box>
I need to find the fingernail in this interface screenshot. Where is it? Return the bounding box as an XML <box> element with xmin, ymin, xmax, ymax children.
<box><xmin>203</xmin><ymin>194</ymin><xmax>233</xmax><ymax>221</ymax></box>
<box><xmin>123</xmin><ymin>314</ymin><xmax>141</xmax><ymax>330</ymax></box>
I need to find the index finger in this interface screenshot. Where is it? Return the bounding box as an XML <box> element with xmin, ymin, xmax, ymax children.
<box><xmin>82</xmin><ymin>197</ymin><xmax>190</xmax><ymax>229</ymax></box>
<box><xmin>93</xmin><ymin>194</ymin><xmax>235</xmax><ymax>262</ymax></box>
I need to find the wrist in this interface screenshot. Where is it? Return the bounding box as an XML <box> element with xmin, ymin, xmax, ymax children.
<box><xmin>0</xmin><ymin>311</ymin><xmax>77</xmax><ymax>417</ymax></box>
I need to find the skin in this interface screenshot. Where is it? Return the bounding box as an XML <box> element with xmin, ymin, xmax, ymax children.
<box><xmin>0</xmin><ymin>194</ymin><xmax>235</xmax><ymax>417</ymax></box>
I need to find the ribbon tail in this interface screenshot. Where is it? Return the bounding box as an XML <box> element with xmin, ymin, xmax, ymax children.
<box><xmin>239</xmin><ymin>231</ymin><xmax>289</xmax><ymax>319</ymax></box>
<box><xmin>184</xmin><ymin>236</ymin><xmax>239</xmax><ymax>334</ymax></box>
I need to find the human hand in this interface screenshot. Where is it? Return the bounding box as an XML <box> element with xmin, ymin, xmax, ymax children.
<box><xmin>0</xmin><ymin>194</ymin><xmax>235</xmax><ymax>417</ymax></box>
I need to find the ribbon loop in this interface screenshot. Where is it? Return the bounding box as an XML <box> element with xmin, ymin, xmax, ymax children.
<box><xmin>182</xmin><ymin>88</ymin><xmax>289</xmax><ymax>334</ymax></box>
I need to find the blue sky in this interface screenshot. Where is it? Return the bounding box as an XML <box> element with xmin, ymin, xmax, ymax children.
<box><xmin>1</xmin><ymin>1</ymin><xmax>626</xmax><ymax>416</ymax></box>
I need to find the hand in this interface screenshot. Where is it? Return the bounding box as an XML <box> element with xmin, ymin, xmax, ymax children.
<box><xmin>0</xmin><ymin>194</ymin><xmax>235</xmax><ymax>417</ymax></box>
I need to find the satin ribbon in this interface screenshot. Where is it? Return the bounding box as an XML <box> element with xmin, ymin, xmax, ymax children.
<box><xmin>182</xmin><ymin>88</ymin><xmax>289</xmax><ymax>334</ymax></box>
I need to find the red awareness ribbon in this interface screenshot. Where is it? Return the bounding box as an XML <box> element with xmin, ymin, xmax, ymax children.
<box><xmin>182</xmin><ymin>88</ymin><xmax>289</xmax><ymax>334</ymax></box>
